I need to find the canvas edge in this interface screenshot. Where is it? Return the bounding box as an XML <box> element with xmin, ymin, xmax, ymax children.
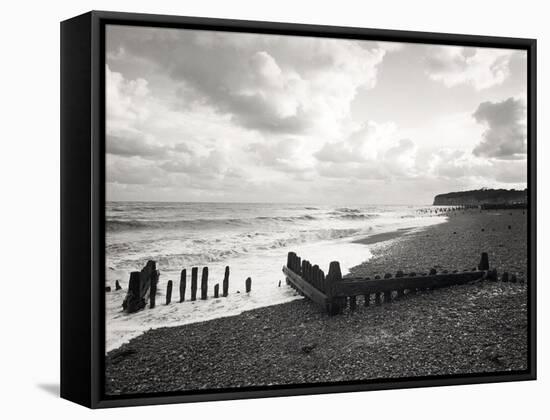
<box><xmin>58</xmin><ymin>10</ymin><xmax>537</xmax><ymax>409</ymax></box>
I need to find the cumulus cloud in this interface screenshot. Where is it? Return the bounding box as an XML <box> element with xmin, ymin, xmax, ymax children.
<box><xmin>107</xmin><ymin>26</ymin><xmax>386</xmax><ymax>138</ymax></box>
<box><xmin>425</xmin><ymin>46</ymin><xmax>514</xmax><ymax>90</ymax></box>
<box><xmin>472</xmin><ymin>97</ymin><xmax>527</xmax><ymax>160</ymax></box>
<box><xmin>106</xmin><ymin>65</ymin><xmax>151</xmax><ymax>132</ymax></box>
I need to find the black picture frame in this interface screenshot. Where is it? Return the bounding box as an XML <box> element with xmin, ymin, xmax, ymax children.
<box><xmin>61</xmin><ymin>10</ymin><xmax>537</xmax><ymax>409</ymax></box>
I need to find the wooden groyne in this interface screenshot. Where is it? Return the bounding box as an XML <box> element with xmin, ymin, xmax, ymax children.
<box><xmin>120</xmin><ymin>262</ymin><xmax>252</xmax><ymax>314</ymax></box>
<box><xmin>283</xmin><ymin>251</ymin><xmax>499</xmax><ymax>315</ymax></box>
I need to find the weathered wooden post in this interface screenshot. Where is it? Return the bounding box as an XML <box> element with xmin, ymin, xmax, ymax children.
<box><xmin>150</xmin><ymin>270</ymin><xmax>159</xmax><ymax>309</ymax></box>
<box><xmin>201</xmin><ymin>267</ymin><xmax>209</xmax><ymax>300</ymax></box>
<box><xmin>478</xmin><ymin>252</ymin><xmax>489</xmax><ymax>271</ymax></box>
<box><xmin>487</xmin><ymin>269</ymin><xmax>498</xmax><ymax>281</ymax></box>
<box><xmin>312</xmin><ymin>265</ymin><xmax>320</xmax><ymax>289</ymax></box>
<box><xmin>245</xmin><ymin>277</ymin><xmax>252</xmax><ymax>293</ymax></box>
<box><xmin>191</xmin><ymin>267</ymin><xmax>198</xmax><ymax>301</ymax></box>
<box><xmin>375</xmin><ymin>292</ymin><xmax>382</xmax><ymax>305</ymax></box>
<box><xmin>502</xmin><ymin>272</ymin><xmax>509</xmax><ymax>282</ymax></box>
<box><xmin>214</xmin><ymin>283</ymin><xmax>219</xmax><ymax>298</ymax></box>
<box><xmin>123</xmin><ymin>272</ymin><xmax>142</xmax><ymax>312</ymax></box>
<box><xmin>287</xmin><ymin>252</ymin><xmax>296</xmax><ymax>272</ymax></box>
<box><xmin>115</xmin><ymin>280</ymin><xmax>122</xmax><ymax>291</ymax></box>
<box><xmin>349</xmin><ymin>295</ymin><xmax>357</xmax><ymax>311</ymax></box>
<box><xmin>223</xmin><ymin>266</ymin><xmax>229</xmax><ymax>297</ymax></box>
<box><xmin>166</xmin><ymin>280</ymin><xmax>173</xmax><ymax>305</ymax></box>
<box><xmin>326</xmin><ymin>261</ymin><xmax>343</xmax><ymax>315</ymax></box>
<box><xmin>179</xmin><ymin>269</ymin><xmax>186</xmax><ymax>302</ymax></box>
<box><xmin>364</xmin><ymin>293</ymin><xmax>370</xmax><ymax>306</ymax></box>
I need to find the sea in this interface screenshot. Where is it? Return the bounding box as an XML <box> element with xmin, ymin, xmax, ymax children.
<box><xmin>105</xmin><ymin>202</ymin><xmax>446</xmax><ymax>351</ymax></box>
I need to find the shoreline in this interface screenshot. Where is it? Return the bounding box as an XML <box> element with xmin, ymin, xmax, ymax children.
<box><xmin>105</xmin><ymin>214</ymin><xmax>442</xmax><ymax>352</ymax></box>
<box><xmin>105</xmin><ymin>209</ymin><xmax>528</xmax><ymax>395</ymax></box>
<box><xmin>352</xmin><ymin>226</ymin><xmax>415</xmax><ymax>245</ymax></box>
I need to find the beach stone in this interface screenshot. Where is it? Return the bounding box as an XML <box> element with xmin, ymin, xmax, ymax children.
<box><xmin>301</xmin><ymin>344</ymin><xmax>316</xmax><ymax>354</ymax></box>
<box><xmin>105</xmin><ymin>286</ymin><xmax>111</xmax><ymax>292</ymax></box>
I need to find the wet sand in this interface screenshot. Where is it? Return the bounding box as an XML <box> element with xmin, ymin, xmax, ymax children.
<box><xmin>352</xmin><ymin>227</ymin><xmax>414</xmax><ymax>245</ymax></box>
<box><xmin>105</xmin><ymin>209</ymin><xmax>528</xmax><ymax>395</ymax></box>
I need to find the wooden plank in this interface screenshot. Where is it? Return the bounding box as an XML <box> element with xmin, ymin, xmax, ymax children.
<box><xmin>283</xmin><ymin>266</ymin><xmax>329</xmax><ymax>307</ymax></box>
<box><xmin>334</xmin><ymin>271</ymin><xmax>485</xmax><ymax>297</ymax></box>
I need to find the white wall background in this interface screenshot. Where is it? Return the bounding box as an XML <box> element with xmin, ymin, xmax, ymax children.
<box><xmin>0</xmin><ymin>0</ymin><xmax>546</xmax><ymax>418</ymax></box>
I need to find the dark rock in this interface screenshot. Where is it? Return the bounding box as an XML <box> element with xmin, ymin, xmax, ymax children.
<box><xmin>301</xmin><ymin>344</ymin><xmax>317</xmax><ymax>354</ymax></box>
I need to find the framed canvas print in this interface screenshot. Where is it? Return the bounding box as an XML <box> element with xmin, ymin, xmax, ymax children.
<box><xmin>60</xmin><ymin>11</ymin><xmax>536</xmax><ymax>408</ymax></box>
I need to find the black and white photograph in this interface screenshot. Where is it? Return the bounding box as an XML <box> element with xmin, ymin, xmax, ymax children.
<box><xmin>102</xmin><ymin>22</ymin><xmax>531</xmax><ymax>396</ymax></box>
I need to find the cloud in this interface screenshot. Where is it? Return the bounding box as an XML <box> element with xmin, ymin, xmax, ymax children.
<box><xmin>106</xmin><ymin>65</ymin><xmax>150</xmax><ymax>131</ymax></box>
<box><xmin>106</xmin><ymin>156</ymin><xmax>165</xmax><ymax>185</ymax></box>
<box><xmin>314</xmin><ymin>122</ymin><xmax>418</xmax><ymax>180</ymax></box>
<box><xmin>107</xmin><ymin>26</ymin><xmax>386</xmax><ymax>137</ymax></box>
<box><xmin>428</xmin><ymin>148</ymin><xmax>526</xmax><ymax>184</ymax></box>
<box><xmin>425</xmin><ymin>46</ymin><xmax>514</xmax><ymax>90</ymax></box>
<box><xmin>105</xmin><ymin>26</ymin><xmax>528</xmax><ymax>203</ymax></box>
<box><xmin>472</xmin><ymin>97</ymin><xmax>527</xmax><ymax>159</ymax></box>
<box><xmin>106</xmin><ymin>132</ymin><xmax>169</xmax><ymax>160</ymax></box>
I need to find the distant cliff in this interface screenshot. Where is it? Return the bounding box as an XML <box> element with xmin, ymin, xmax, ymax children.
<box><xmin>433</xmin><ymin>188</ymin><xmax>528</xmax><ymax>206</ymax></box>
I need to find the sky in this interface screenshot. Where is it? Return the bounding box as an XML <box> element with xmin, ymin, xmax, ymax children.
<box><xmin>106</xmin><ymin>25</ymin><xmax>528</xmax><ymax>205</ymax></box>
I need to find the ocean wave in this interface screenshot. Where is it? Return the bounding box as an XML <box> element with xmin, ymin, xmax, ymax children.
<box><xmin>109</xmin><ymin>227</ymin><xmax>363</xmax><ymax>270</ymax></box>
<box><xmin>106</xmin><ymin>213</ymin><xmax>322</xmax><ymax>232</ymax></box>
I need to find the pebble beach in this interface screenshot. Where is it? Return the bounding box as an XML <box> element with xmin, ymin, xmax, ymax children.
<box><xmin>105</xmin><ymin>209</ymin><xmax>528</xmax><ymax>395</ymax></box>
